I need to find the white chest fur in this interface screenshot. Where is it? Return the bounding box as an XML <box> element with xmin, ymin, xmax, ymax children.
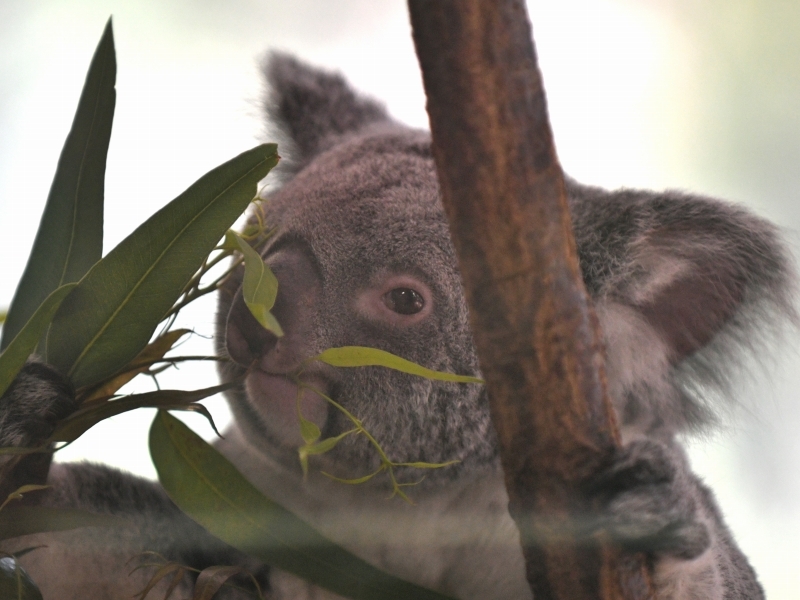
<box><xmin>216</xmin><ymin>426</ymin><xmax>533</xmax><ymax>600</ymax></box>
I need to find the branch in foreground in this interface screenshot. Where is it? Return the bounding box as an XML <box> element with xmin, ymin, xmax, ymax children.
<box><xmin>407</xmin><ymin>1</ymin><xmax>654</xmax><ymax>598</ymax></box>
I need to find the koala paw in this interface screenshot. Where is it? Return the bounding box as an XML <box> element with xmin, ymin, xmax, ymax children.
<box><xmin>585</xmin><ymin>440</ymin><xmax>711</xmax><ymax>560</ymax></box>
<box><xmin>0</xmin><ymin>360</ymin><xmax>77</xmax><ymax>449</ymax></box>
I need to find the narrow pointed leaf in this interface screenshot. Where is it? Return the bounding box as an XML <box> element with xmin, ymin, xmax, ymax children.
<box><xmin>298</xmin><ymin>430</ymin><xmax>355</xmax><ymax>478</ymax></box>
<box><xmin>314</xmin><ymin>347</ymin><xmax>484</xmax><ymax>384</ymax></box>
<box><xmin>299</xmin><ymin>415</ymin><xmax>321</xmax><ymax>445</ymax></box>
<box><xmin>302</xmin><ymin>430</ymin><xmax>354</xmax><ymax>457</ymax></box>
<box><xmin>230</xmin><ymin>231</ymin><xmax>283</xmax><ymax>337</ymax></box>
<box><xmin>82</xmin><ymin>328</ymin><xmax>191</xmax><ymax>402</ymax></box>
<box><xmin>45</xmin><ymin>144</ymin><xmax>279</xmax><ymax>388</ymax></box>
<box><xmin>51</xmin><ymin>383</ymin><xmax>232</xmax><ymax>443</ymax></box>
<box><xmin>193</xmin><ymin>565</ymin><xmax>263</xmax><ymax>600</ymax></box>
<box><xmin>1</xmin><ymin>20</ymin><xmax>115</xmax><ymax>351</ymax></box>
<box><xmin>394</xmin><ymin>461</ymin><xmax>459</xmax><ymax>469</ymax></box>
<box><xmin>0</xmin><ymin>486</ymin><xmax>50</xmax><ymax>513</ymax></box>
<box><xmin>133</xmin><ymin>563</ymin><xmax>186</xmax><ymax>600</ymax></box>
<box><xmin>150</xmin><ymin>411</ymin><xmax>455</xmax><ymax>600</ymax></box>
<box><xmin>0</xmin><ymin>505</ymin><xmax>125</xmax><ymax>541</ymax></box>
<box><xmin>321</xmin><ymin>468</ymin><xmax>384</xmax><ymax>486</ymax></box>
<box><xmin>0</xmin><ymin>284</ymin><xmax>76</xmax><ymax>397</ymax></box>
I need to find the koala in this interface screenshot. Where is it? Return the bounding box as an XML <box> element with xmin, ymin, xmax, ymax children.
<box><xmin>0</xmin><ymin>53</ymin><xmax>794</xmax><ymax>600</ymax></box>
<box><xmin>212</xmin><ymin>54</ymin><xmax>794</xmax><ymax>599</ymax></box>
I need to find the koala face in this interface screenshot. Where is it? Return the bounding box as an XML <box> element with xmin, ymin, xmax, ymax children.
<box><xmin>218</xmin><ymin>129</ymin><xmax>498</xmax><ymax>483</ymax></box>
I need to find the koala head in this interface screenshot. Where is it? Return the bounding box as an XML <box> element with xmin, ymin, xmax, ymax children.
<box><xmin>216</xmin><ymin>54</ymin><xmax>794</xmax><ymax>486</ymax></box>
<box><xmin>217</xmin><ymin>55</ymin><xmax>496</xmax><ymax>484</ymax></box>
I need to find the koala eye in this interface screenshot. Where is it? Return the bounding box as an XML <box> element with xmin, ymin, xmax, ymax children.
<box><xmin>383</xmin><ymin>288</ymin><xmax>425</xmax><ymax>315</ymax></box>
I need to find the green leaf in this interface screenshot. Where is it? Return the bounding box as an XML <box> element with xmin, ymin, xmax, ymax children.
<box><xmin>299</xmin><ymin>415</ymin><xmax>321</xmax><ymax>446</ymax></box>
<box><xmin>314</xmin><ymin>347</ymin><xmax>484</xmax><ymax>384</ymax></box>
<box><xmin>45</xmin><ymin>144</ymin><xmax>279</xmax><ymax>388</ymax></box>
<box><xmin>82</xmin><ymin>328</ymin><xmax>192</xmax><ymax>402</ymax></box>
<box><xmin>1</xmin><ymin>19</ymin><xmax>115</xmax><ymax>351</ymax></box>
<box><xmin>0</xmin><ymin>556</ymin><xmax>43</xmax><ymax>600</ymax></box>
<box><xmin>0</xmin><ymin>284</ymin><xmax>76</xmax><ymax>397</ymax></box>
<box><xmin>393</xmin><ymin>461</ymin><xmax>459</xmax><ymax>469</ymax></box>
<box><xmin>228</xmin><ymin>231</ymin><xmax>283</xmax><ymax>337</ymax></box>
<box><xmin>132</xmin><ymin>562</ymin><xmax>186</xmax><ymax>600</ymax></box>
<box><xmin>193</xmin><ymin>565</ymin><xmax>264</xmax><ymax>600</ymax></box>
<box><xmin>321</xmin><ymin>467</ymin><xmax>384</xmax><ymax>486</ymax></box>
<box><xmin>0</xmin><ymin>486</ymin><xmax>50</xmax><ymax>513</ymax></box>
<box><xmin>150</xmin><ymin>411</ymin><xmax>455</xmax><ymax>600</ymax></box>
<box><xmin>0</xmin><ymin>505</ymin><xmax>125</xmax><ymax>541</ymax></box>
<box><xmin>298</xmin><ymin>430</ymin><xmax>355</xmax><ymax>478</ymax></box>
<box><xmin>50</xmin><ymin>383</ymin><xmax>232</xmax><ymax>444</ymax></box>
<box><xmin>301</xmin><ymin>431</ymin><xmax>354</xmax><ymax>457</ymax></box>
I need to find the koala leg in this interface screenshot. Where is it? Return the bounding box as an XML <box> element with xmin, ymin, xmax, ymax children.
<box><xmin>585</xmin><ymin>439</ymin><xmax>764</xmax><ymax>599</ymax></box>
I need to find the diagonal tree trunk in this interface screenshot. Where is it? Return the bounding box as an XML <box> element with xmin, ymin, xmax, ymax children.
<box><xmin>407</xmin><ymin>1</ymin><xmax>654</xmax><ymax>598</ymax></box>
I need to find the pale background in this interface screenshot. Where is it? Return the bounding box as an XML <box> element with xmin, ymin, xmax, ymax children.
<box><xmin>1</xmin><ymin>0</ymin><xmax>799</xmax><ymax>596</ymax></box>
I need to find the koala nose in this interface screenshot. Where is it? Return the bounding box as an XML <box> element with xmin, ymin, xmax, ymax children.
<box><xmin>225</xmin><ymin>291</ymin><xmax>279</xmax><ymax>366</ymax></box>
<box><xmin>224</xmin><ymin>244</ymin><xmax>322</xmax><ymax>371</ymax></box>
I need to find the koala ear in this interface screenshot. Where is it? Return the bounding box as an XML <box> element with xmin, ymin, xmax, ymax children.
<box><xmin>570</xmin><ymin>181</ymin><xmax>796</xmax><ymax>429</ymax></box>
<box><xmin>640</xmin><ymin>202</ymin><xmax>787</xmax><ymax>362</ymax></box>
<box><xmin>263</xmin><ymin>53</ymin><xmax>392</xmax><ymax>168</ymax></box>
<box><xmin>574</xmin><ymin>184</ymin><xmax>794</xmax><ymax>362</ymax></box>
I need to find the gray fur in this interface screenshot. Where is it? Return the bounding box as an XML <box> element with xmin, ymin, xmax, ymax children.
<box><xmin>1</xmin><ymin>53</ymin><xmax>793</xmax><ymax>598</ymax></box>
<box><xmin>216</xmin><ymin>54</ymin><xmax>791</xmax><ymax>598</ymax></box>
<box><xmin>0</xmin><ymin>364</ymin><xmax>267</xmax><ymax>599</ymax></box>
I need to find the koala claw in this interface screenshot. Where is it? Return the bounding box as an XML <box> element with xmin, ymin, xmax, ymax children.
<box><xmin>586</xmin><ymin>440</ymin><xmax>711</xmax><ymax>561</ymax></box>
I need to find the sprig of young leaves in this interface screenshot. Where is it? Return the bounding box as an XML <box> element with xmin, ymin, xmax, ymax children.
<box><xmin>292</xmin><ymin>346</ymin><xmax>482</xmax><ymax>501</ymax></box>
<box><xmin>130</xmin><ymin>552</ymin><xmax>266</xmax><ymax>600</ymax></box>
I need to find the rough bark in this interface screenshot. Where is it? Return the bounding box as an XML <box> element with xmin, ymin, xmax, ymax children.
<box><xmin>407</xmin><ymin>1</ymin><xmax>654</xmax><ymax>598</ymax></box>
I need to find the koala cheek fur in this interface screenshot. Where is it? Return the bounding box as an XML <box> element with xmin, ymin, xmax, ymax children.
<box><xmin>1</xmin><ymin>52</ymin><xmax>794</xmax><ymax>599</ymax></box>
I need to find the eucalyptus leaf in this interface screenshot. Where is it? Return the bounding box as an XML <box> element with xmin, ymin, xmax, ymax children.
<box><xmin>150</xmin><ymin>411</ymin><xmax>455</xmax><ymax>600</ymax></box>
<box><xmin>301</xmin><ymin>431</ymin><xmax>353</xmax><ymax>457</ymax></box>
<box><xmin>1</xmin><ymin>20</ymin><xmax>115</xmax><ymax>351</ymax></box>
<box><xmin>0</xmin><ymin>486</ymin><xmax>50</xmax><ymax>513</ymax></box>
<box><xmin>229</xmin><ymin>230</ymin><xmax>283</xmax><ymax>337</ymax></box>
<box><xmin>297</xmin><ymin>426</ymin><xmax>348</xmax><ymax>478</ymax></box>
<box><xmin>132</xmin><ymin>562</ymin><xmax>186</xmax><ymax>600</ymax></box>
<box><xmin>45</xmin><ymin>144</ymin><xmax>279</xmax><ymax>388</ymax></box>
<box><xmin>322</xmin><ymin>469</ymin><xmax>383</xmax><ymax>486</ymax></box>
<box><xmin>50</xmin><ymin>382</ymin><xmax>232</xmax><ymax>444</ymax></box>
<box><xmin>0</xmin><ymin>505</ymin><xmax>126</xmax><ymax>541</ymax></box>
<box><xmin>0</xmin><ymin>284</ymin><xmax>76</xmax><ymax>398</ymax></box>
<box><xmin>299</xmin><ymin>415</ymin><xmax>321</xmax><ymax>445</ymax></box>
<box><xmin>314</xmin><ymin>347</ymin><xmax>484</xmax><ymax>384</ymax></box>
<box><xmin>82</xmin><ymin>328</ymin><xmax>191</xmax><ymax>402</ymax></box>
<box><xmin>193</xmin><ymin>565</ymin><xmax>264</xmax><ymax>600</ymax></box>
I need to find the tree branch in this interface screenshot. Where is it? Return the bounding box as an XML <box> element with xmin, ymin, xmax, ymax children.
<box><xmin>407</xmin><ymin>1</ymin><xmax>654</xmax><ymax>597</ymax></box>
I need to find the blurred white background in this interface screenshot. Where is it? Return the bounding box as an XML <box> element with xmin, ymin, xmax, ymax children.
<box><xmin>1</xmin><ymin>0</ymin><xmax>798</xmax><ymax>596</ymax></box>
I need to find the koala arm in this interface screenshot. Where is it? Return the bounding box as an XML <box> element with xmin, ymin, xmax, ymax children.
<box><xmin>561</xmin><ymin>182</ymin><xmax>787</xmax><ymax>597</ymax></box>
<box><xmin>0</xmin><ymin>362</ymin><xmax>270</xmax><ymax>599</ymax></box>
<box><xmin>586</xmin><ymin>436</ymin><xmax>763</xmax><ymax>599</ymax></box>
<box><xmin>0</xmin><ymin>360</ymin><xmax>77</xmax><ymax>500</ymax></box>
